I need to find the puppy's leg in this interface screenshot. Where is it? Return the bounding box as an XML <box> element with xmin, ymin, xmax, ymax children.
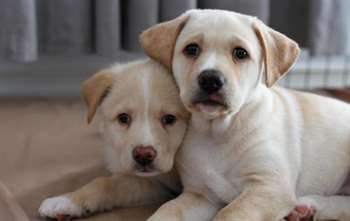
<box><xmin>212</xmin><ymin>181</ymin><xmax>295</xmax><ymax>221</ymax></box>
<box><xmin>147</xmin><ymin>191</ymin><xmax>220</xmax><ymax>221</ymax></box>
<box><xmin>298</xmin><ymin>195</ymin><xmax>350</xmax><ymax>221</ymax></box>
<box><xmin>39</xmin><ymin>175</ymin><xmax>173</xmax><ymax>219</ymax></box>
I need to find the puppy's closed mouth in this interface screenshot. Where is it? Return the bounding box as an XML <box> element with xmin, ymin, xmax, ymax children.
<box><xmin>193</xmin><ymin>93</ymin><xmax>227</xmax><ymax>107</ymax></box>
<box><xmin>134</xmin><ymin>164</ymin><xmax>160</xmax><ymax>176</ymax></box>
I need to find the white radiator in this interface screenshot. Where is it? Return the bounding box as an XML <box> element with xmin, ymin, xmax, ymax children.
<box><xmin>279</xmin><ymin>50</ymin><xmax>350</xmax><ymax>89</ymax></box>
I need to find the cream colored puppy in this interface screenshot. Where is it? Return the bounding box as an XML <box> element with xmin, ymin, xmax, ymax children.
<box><xmin>140</xmin><ymin>9</ymin><xmax>350</xmax><ymax>221</ymax></box>
<box><xmin>38</xmin><ymin>60</ymin><xmax>189</xmax><ymax>219</ymax></box>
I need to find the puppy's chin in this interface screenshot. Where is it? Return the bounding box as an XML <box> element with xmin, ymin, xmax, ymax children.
<box><xmin>133</xmin><ymin>165</ymin><xmax>162</xmax><ymax>177</ymax></box>
<box><xmin>134</xmin><ymin>170</ymin><xmax>162</xmax><ymax>177</ymax></box>
<box><xmin>133</xmin><ymin>163</ymin><xmax>170</xmax><ymax>177</ymax></box>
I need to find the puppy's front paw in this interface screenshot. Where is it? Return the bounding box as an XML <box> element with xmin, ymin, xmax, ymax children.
<box><xmin>295</xmin><ymin>195</ymin><xmax>323</xmax><ymax>221</ymax></box>
<box><xmin>39</xmin><ymin>196</ymin><xmax>84</xmax><ymax>219</ymax></box>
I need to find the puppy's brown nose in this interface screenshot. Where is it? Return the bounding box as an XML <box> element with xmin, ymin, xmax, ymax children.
<box><xmin>198</xmin><ymin>69</ymin><xmax>225</xmax><ymax>94</ymax></box>
<box><xmin>132</xmin><ymin>146</ymin><xmax>157</xmax><ymax>166</ymax></box>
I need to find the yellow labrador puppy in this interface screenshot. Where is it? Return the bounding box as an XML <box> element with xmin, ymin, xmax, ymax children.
<box><xmin>38</xmin><ymin>60</ymin><xmax>189</xmax><ymax>219</ymax></box>
<box><xmin>140</xmin><ymin>9</ymin><xmax>350</xmax><ymax>221</ymax></box>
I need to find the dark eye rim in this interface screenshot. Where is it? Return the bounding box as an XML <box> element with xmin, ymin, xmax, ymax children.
<box><xmin>183</xmin><ymin>43</ymin><xmax>201</xmax><ymax>58</ymax></box>
<box><xmin>161</xmin><ymin>114</ymin><xmax>177</xmax><ymax>126</ymax></box>
<box><xmin>233</xmin><ymin>47</ymin><xmax>249</xmax><ymax>60</ymax></box>
<box><xmin>117</xmin><ymin>113</ymin><xmax>131</xmax><ymax>125</ymax></box>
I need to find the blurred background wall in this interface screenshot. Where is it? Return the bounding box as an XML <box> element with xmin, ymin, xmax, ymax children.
<box><xmin>0</xmin><ymin>0</ymin><xmax>350</xmax><ymax>96</ymax></box>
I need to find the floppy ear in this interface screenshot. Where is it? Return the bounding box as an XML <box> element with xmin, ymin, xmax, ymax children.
<box><xmin>253</xmin><ymin>20</ymin><xmax>300</xmax><ymax>87</ymax></box>
<box><xmin>81</xmin><ymin>70</ymin><xmax>113</xmax><ymax>124</ymax></box>
<box><xmin>139</xmin><ymin>14</ymin><xmax>189</xmax><ymax>70</ymax></box>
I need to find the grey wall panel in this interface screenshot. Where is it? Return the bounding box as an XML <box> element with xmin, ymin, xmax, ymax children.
<box><xmin>121</xmin><ymin>0</ymin><xmax>158</xmax><ymax>51</ymax></box>
<box><xmin>198</xmin><ymin>0</ymin><xmax>270</xmax><ymax>23</ymax></box>
<box><xmin>159</xmin><ymin>0</ymin><xmax>197</xmax><ymax>21</ymax></box>
<box><xmin>95</xmin><ymin>0</ymin><xmax>121</xmax><ymax>56</ymax></box>
<box><xmin>37</xmin><ymin>0</ymin><xmax>93</xmax><ymax>54</ymax></box>
<box><xmin>0</xmin><ymin>0</ymin><xmax>38</xmax><ymax>62</ymax></box>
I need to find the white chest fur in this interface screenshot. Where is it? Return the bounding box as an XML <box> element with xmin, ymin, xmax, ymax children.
<box><xmin>176</xmin><ymin>103</ymin><xmax>293</xmax><ymax>205</ymax></box>
<box><xmin>177</xmin><ymin>116</ymin><xmax>244</xmax><ymax>204</ymax></box>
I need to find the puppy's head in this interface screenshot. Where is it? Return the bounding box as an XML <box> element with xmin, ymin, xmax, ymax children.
<box><xmin>140</xmin><ymin>9</ymin><xmax>300</xmax><ymax>119</ymax></box>
<box><xmin>81</xmin><ymin>60</ymin><xmax>189</xmax><ymax>177</ymax></box>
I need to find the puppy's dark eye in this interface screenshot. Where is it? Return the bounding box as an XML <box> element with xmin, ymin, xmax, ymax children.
<box><xmin>233</xmin><ymin>47</ymin><xmax>248</xmax><ymax>60</ymax></box>
<box><xmin>161</xmin><ymin>114</ymin><xmax>176</xmax><ymax>126</ymax></box>
<box><xmin>183</xmin><ymin>43</ymin><xmax>200</xmax><ymax>58</ymax></box>
<box><xmin>117</xmin><ymin>113</ymin><xmax>131</xmax><ymax>125</ymax></box>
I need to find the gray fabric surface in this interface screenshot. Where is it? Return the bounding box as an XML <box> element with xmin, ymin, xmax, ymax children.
<box><xmin>308</xmin><ymin>0</ymin><xmax>350</xmax><ymax>56</ymax></box>
<box><xmin>199</xmin><ymin>0</ymin><xmax>270</xmax><ymax>23</ymax></box>
<box><xmin>36</xmin><ymin>0</ymin><xmax>93</xmax><ymax>54</ymax></box>
<box><xmin>121</xmin><ymin>0</ymin><xmax>158</xmax><ymax>51</ymax></box>
<box><xmin>269</xmin><ymin>0</ymin><xmax>310</xmax><ymax>48</ymax></box>
<box><xmin>160</xmin><ymin>0</ymin><xmax>197</xmax><ymax>21</ymax></box>
<box><xmin>96</xmin><ymin>0</ymin><xmax>121</xmax><ymax>56</ymax></box>
<box><xmin>0</xmin><ymin>0</ymin><xmax>349</xmax><ymax>62</ymax></box>
<box><xmin>0</xmin><ymin>0</ymin><xmax>37</xmax><ymax>62</ymax></box>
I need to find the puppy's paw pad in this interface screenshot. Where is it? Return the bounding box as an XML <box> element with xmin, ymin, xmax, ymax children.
<box><xmin>39</xmin><ymin>196</ymin><xmax>83</xmax><ymax>219</ymax></box>
<box><xmin>284</xmin><ymin>204</ymin><xmax>316</xmax><ymax>221</ymax></box>
<box><xmin>295</xmin><ymin>204</ymin><xmax>316</xmax><ymax>217</ymax></box>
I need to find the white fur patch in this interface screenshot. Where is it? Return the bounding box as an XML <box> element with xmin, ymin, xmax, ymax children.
<box><xmin>141</xmin><ymin>72</ymin><xmax>154</xmax><ymax>145</ymax></box>
<box><xmin>104</xmin><ymin>144</ymin><xmax>119</xmax><ymax>173</ymax></box>
<box><xmin>205</xmin><ymin>168</ymin><xmax>238</xmax><ymax>203</ymax></box>
<box><xmin>38</xmin><ymin>196</ymin><xmax>83</xmax><ymax>218</ymax></box>
<box><xmin>200</xmin><ymin>52</ymin><xmax>217</xmax><ymax>71</ymax></box>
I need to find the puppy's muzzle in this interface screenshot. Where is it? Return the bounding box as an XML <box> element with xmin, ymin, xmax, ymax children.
<box><xmin>198</xmin><ymin>69</ymin><xmax>225</xmax><ymax>94</ymax></box>
<box><xmin>193</xmin><ymin>69</ymin><xmax>227</xmax><ymax>107</ymax></box>
<box><xmin>132</xmin><ymin>145</ymin><xmax>157</xmax><ymax>167</ymax></box>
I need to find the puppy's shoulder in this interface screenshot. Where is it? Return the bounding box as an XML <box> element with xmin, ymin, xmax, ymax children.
<box><xmin>283</xmin><ymin>87</ymin><xmax>350</xmax><ymax>119</ymax></box>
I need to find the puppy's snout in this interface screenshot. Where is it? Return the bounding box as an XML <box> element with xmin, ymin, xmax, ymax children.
<box><xmin>198</xmin><ymin>69</ymin><xmax>225</xmax><ymax>94</ymax></box>
<box><xmin>132</xmin><ymin>145</ymin><xmax>157</xmax><ymax>166</ymax></box>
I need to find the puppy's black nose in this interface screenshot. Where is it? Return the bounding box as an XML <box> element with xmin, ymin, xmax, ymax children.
<box><xmin>198</xmin><ymin>69</ymin><xmax>225</xmax><ymax>94</ymax></box>
<box><xmin>132</xmin><ymin>145</ymin><xmax>157</xmax><ymax>166</ymax></box>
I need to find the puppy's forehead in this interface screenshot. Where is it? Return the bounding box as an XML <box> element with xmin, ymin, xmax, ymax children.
<box><xmin>181</xmin><ymin>10</ymin><xmax>257</xmax><ymax>44</ymax></box>
<box><xmin>103</xmin><ymin>60</ymin><xmax>185</xmax><ymax>115</ymax></box>
<box><xmin>102</xmin><ymin>64</ymin><xmax>144</xmax><ymax>114</ymax></box>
